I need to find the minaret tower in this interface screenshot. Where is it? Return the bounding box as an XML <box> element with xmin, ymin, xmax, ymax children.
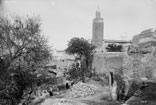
<box><xmin>91</xmin><ymin>8</ymin><xmax>104</xmax><ymax>47</ymax></box>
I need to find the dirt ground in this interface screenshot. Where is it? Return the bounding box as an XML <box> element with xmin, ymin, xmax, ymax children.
<box><xmin>38</xmin><ymin>80</ymin><xmax>121</xmax><ymax>105</ymax></box>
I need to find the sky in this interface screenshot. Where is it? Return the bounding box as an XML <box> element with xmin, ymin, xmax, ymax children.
<box><xmin>1</xmin><ymin>0</ymin><xmax>156</xmax><ymax>50</ymax></box>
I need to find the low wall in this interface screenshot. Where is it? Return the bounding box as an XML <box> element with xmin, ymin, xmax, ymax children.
<box><xmin>92</xmin><ymin>52</ymin><xmax>127</xmax><ymax>74</ymax></box>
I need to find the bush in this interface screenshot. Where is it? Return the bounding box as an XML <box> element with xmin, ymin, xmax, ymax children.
<box><xmin>66</xmin><ymin>64</ymin><xmax>81</xmax><ymax>81</ymax></box>
<box><xmin>106</xmin><ymin>44</ymin><xmax>123</xmax><ymax>52</ymax></box>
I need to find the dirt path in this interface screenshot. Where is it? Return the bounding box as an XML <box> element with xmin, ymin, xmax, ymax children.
<box><xmin>38</xmin><ymin>81</ymin><xmax>120</xmax><ymax>105</ymax></box>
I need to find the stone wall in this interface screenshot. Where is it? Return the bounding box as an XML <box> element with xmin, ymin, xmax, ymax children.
<box><xmin>92</xmin><ymin>52</ymin><xmax>127</xmax><ymax>74</ymax></box>
<box><xmin>123</xmin><ymin>48</ymin><xmax>156</xmax><ymax>80</ymax></box>
<box><xmin>123</xmin><ymin>54</ymin><xmax>145</xmax><ymax>79</ymax></box>
<box><xmin>92</xmin><ymin>47</ymin><xmax>156</xmax><ymax>80</ymax></box>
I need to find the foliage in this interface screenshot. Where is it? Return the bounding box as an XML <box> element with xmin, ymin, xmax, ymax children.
<box><xmin>66</xmin><ymin>37</ymin><xmax>95</xmax><ymax>56</ymax></box>
<box><xmin>0</xmin><ymin>16</ymin><xmax>53</xmax><ymax>105</ymax></box>
<box><xmin>66</xmin><ymin>37</ymin><xmax>95</xmax><ymax>68</ymax></box>
<box><xmin>66</xmin><ymin>64</ymin><xmax>81</xmax><ymax>81</ymax></box>
<box><xmin>66</xmin><ymin>63</ymin><xmax>92</xmax><ymax>83</ymax></box>
<box><xmin>65</xmin><ymin>37</ymin><xmax>95</xmax><ymax>82</ymax></box>
<box><xmin>106</xmin><ymin>44</ymin><xmax>123</xmax><ymax>52</ymax></box>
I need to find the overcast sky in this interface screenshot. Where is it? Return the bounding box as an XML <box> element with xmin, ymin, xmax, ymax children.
<box><xmin>1</xmin><ymin>0</ymin><xmax>156</xmax><ymax>50</ymax></box>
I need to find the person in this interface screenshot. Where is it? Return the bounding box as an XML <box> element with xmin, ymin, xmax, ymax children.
<box><xmin>71</xmin><ymin>82</ymin><xmax>74</xmax><ymax>86</ymax></box>
<box><xmin>49</xmin><ymin>91</ymin><xmax>53</xmax><ymax>96</ymax></box>
<box><xmin>66</xmin><ymin>82</ymin><xmax>70</xmax><ymax>89</ymax></box>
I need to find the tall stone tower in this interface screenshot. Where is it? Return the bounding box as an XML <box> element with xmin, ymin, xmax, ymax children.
<box><xmin>91</xmin><ymin>10</ymin><xmax>104</xmax><ymax>47</ymax></box>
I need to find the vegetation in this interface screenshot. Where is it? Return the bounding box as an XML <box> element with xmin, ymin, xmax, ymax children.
<box><xmin>0</xmin><ymin>16</ymin><xmax>53</xmax><ymax>105</ymax></box>
<box><xmin>106</xmin><ymin>44</ymin><xmax>123</xmax><ymax>52</ymax></box>
<box><xmin>66</xmin><ymin>37</ymin><xmax>95</xmax><ymax>68</ymax></box>
<box><xmin>66</xmin><ymin>64</ymin><xmax>81</xmax><ymax>81</ymax></box>
<box><xmin>65</xmin><ymin>37</ymin><xmax>95</xmax><ymax>81</ymax></box>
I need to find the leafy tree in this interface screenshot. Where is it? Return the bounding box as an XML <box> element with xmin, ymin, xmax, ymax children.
<box><xmin>0</xmin><ymin>16</ymin><xmax>52</xmax><ymax>72</ymax></box>
<box><xmin>106</xmin><ymin>44</ymin><xmax>123</xmax><ymax>52</ymax></box>
<box><xmin>65</xmin><ymin>37</ymin><xmax>95</xmax><ymax>81</ymax></box>
<box><xmin>0</xmin><ymin>16</ymin><xmax>53</xmax><ymax>105</ymax></box>
<box><xmin>66</xmin><ymin>37</ymin><xmax>95</xmax><ymax>68</ymax></box>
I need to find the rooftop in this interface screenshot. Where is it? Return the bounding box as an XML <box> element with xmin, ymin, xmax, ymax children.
<box><xmin>104</xmin><ymin>39</ymin><xmax>132</xmax><ymax>43</ymax></box>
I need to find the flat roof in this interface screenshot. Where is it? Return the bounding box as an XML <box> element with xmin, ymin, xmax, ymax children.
<box><xmin>104</xmin><ymin>39</ymin><xmax>132</xmax><ymax>43</ymax></box>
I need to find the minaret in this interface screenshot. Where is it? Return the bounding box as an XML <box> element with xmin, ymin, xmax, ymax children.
<box><xmin>91</xmin><ymin>9</ymin><xmax>104</xmax><ymax>47</ymax></box>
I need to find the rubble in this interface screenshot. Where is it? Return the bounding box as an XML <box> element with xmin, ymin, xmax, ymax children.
<box><xmin>68</xmin><ymin>82</ymin><xmax>98</xmax><ymax>98</ymax></box>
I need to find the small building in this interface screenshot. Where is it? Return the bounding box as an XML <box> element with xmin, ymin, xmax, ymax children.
<box><xmin>132</xmin><ymin>28</ymin><xmax>156</xmax><ymax>47</ymax></box>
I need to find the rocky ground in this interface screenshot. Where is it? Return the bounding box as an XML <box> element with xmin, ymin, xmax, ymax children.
<box><xmin>29</xmin><ymin>79</ymin><xmax>156</xmax><ymax>105</ymax></box>
<box><xmin>34</xmin><ymin>80</ymin><xmax>120</xmax><ymax>105</ymax></box>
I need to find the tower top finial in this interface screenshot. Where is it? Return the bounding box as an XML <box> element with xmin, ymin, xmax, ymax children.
<box><xmin>95</xmin><ymin>0</ymin><xmax>101</xmax><ymax>18</ymax></box>
<box><xmin>97</xmin><ymin>0</ymin><xmax>101</xmax><ymax>11</ymax></box>
<box><xmin>97</xmin><ymin>5</ymin><xmax>100</xmax><ymax>11</ymax></box>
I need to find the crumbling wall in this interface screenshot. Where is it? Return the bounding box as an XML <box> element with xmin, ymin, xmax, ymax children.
<box><xmin>92</xmin><ymin>53</ymin><xmax>124</xmax><ymax>74</ymax></box>
<box><xmin>124</xmin><ymin>45</ymin><xmax>156</xmax><ymax>80</ymax></box>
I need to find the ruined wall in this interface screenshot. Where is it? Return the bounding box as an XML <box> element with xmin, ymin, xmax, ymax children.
<box><xmin>123</xmin><ymin>54</ymin><xmax>145</xmax><ymax>79</ymax></box>
<box><xmin>123</xmin><ymin>47</ymin><xmax>156</xmax><ymax>80</ymax></box>
<box><xmin>92</xmin><ymin>52</ymin><xmax>126</xmax><ymax>74</ymax></box>
<box><xmin>141</xmin><ymin>53</ymin><xmax>156</xmax><ymax>79</ymax></box>
<box><xmin>92</xmin><ymin>49</ymin><xmax>156</xmax><ymax>80</ymax></box>
<box><xmin>123</xmin><ymin>29</ymin><xmax>156</xmax><ymax>79</ymax></box>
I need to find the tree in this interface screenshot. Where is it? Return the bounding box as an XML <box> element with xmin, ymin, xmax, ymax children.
<box><xmin>0</xmin><ymin>16</ymin><xmax>52</xmax><ymax>72</ymax></box>
<box><xmin>66</xmin><ymin>37</ymin><xmax>95</xmax><ymax>69</ymax></box>
<box><xmin>0</xmin><ymin>16</ymin><xmax>53</xmax><ymax>105</ymax></box>
<box><xmin>106</xmin><ymin>44</ymin><xmax>123</xmax><ymax>52</ymax></box>
<box><xmin>65</xmin><ymin>37</ymin><xmax>95</xmax><ymax>81</ymax></box>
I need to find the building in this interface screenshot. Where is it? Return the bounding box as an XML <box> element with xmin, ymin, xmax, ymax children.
<box><xmin>91</xmin><ymin>10</ymin><xmax>132</xmax><ymax>52</ymax></box>
<box><xmin>91</xmin><ymin>10</ymin><xmax>131</xmax><ymax>74</ymax></box>
<box><xmin>132</xmin><ymin>28</ymin><xmax>156</xmax><ymax>47</ymax></box>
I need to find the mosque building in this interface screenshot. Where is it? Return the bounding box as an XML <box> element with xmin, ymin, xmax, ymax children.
<box><xmin>91</xmin><ymin>9</ymin><xmax>131</xmax><ymax>52</ymax></box>
<box><xmin>91</xmin><ymin>9</ymin><xmax>131</xmax><ymax>74</ymax></box>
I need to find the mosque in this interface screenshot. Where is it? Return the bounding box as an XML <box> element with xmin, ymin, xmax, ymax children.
<box><xmin>49</xmin><ymin>9</ymin><xmax>156</xmax><ymax>77</ymax></box>
<box><xmin>91</xmin><ymin>9</ymin><xmax>131</xmax><ymax>74</ymax></box>
<box><xmin>91</xmin><ymin>9</ymin><xmax>131</xmax><ymax>52</ymax></box>
<box><xmin>49</xmin><ymin>9</ymin><xmax>132</xmax><ymax>74</ymax></box>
